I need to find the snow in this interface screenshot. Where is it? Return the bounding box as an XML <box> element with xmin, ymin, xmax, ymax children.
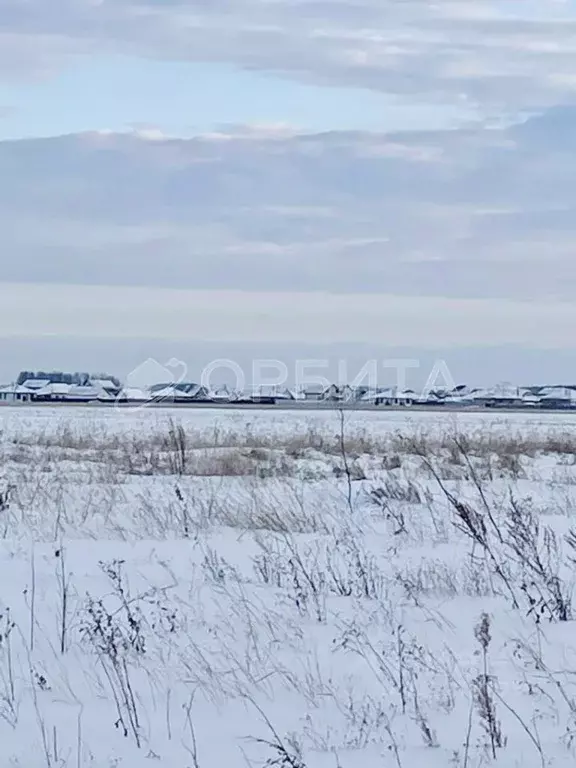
<box><xmin>1</xmin><ymin>405</ymin><xmax>576</xmax><ymax>766</ymax></box>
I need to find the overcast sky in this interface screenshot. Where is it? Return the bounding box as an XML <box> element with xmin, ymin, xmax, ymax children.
<box><xmin>2</xmin><ymin>0</ymin><xmax>576</xmax><ymax>386</ymax></box>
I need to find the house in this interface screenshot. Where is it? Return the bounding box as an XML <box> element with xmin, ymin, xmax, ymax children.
<box><xmin>444</xmin><ymin>394</ymin><xmax>477</xmax><ymax>406</ymax></box>
<box><xmin>348</xmin><ymin>386</ymin><xmax>371</xmax><ymax>402</ymax></box>
<box><xmin>361</xmin><ymin>387</ymin><xmax>415</xmax><ymax>406</ymax></box>
<box><xmin>361</xmin><ymin>388</ymin><xmax>392</xmax><ymax>405</ymax></box>
<box><xmin>0</xmin><ymin>384</ymin><xmax>34</xmax><ymax>402</ymax></box>
<box><xmin>442</xmin><ymin>386</ymin><xmax>477</xmax><ymax>406</ymax></box>
<box><xmin>471</xmin><ymin>383</ymin><xmax>528</xmax><ymax>408</ymax></box>
<box><xmin>237</xmin><ymin>385</ymin><xmax>301</xmax><ymax>404</ymax></box>
<box><xmin>17</xmin><ymin>371</ymin><xmax>120</xmax><ymax>388</ymax></box>
<box><xmin>208</xmin><ymin>385</ymin><xmax>237</xmax><ymax>403</ymax></box>
<box><xmin>521</xmin><ymin>393</ymin><xmax>541</xmax><ymax>407</ymax></box>
<box><xmin>394</xmin><ymin>389</ymin><xmax>416</xmax><ymax>406</ymax></box>
<box><xmin>65</xmin><ymin>383</ymin><xmax>117</xmax><ymax>402</ymax></box>
<box><xmin>275</xmin><ymin>387</ymin><xmax>302</xmax><ymax>401</ymax></box>
<box><xmin>416</xmin><ymin>390</ymin><xmax>447</xmax><ymax>406</ymax></box>
<box><xmin>148</xmin><ymin>385</ymin><xmax>183</xmax><ymax>402</ymax></box>
<box><xmin>15</xmin><ymin>371</ymin><xmax>122</xmax><ymax>403</ymax></box>
<box><xmin>538</xmin><ymin>386</ymin><xmax>576</xmax><ymax>409</ymax></box>
<box><xmin>21</xmin><ymin>378</ymin><xmax>52</xmax><ymax>392</ymax></box>
<box><xmin>32</xmin><ymin>383</ymin><xmax>72</xmax><ymax>401</ymax></box>
<box><xmin>321</xmin><ymin>384</ymin><xmax>355</xmax><ymax>403</ymax></box>
<box><xmin>116</xmin><ymin>387</ymin><xmax>150</xmax><ymax>403</ymax></box>
<box><xmin>236</xmin><ymin>386</ymin><xmax>277</xmax><ymax>404</ymax></box>
<box><xmin>301</xmin><ymin>384</ymin><xmax>326</xmax><ymax>401</ymax></box>
<box><xmin>297</xmin><ymin>384</ymin><xmax>360</xmax><ymax>403</ymax></box>
<box><xmin>89</xmin><ymin>378</ymin><xmax>122</xmax><ymax>398</ymax></box>
<box><xmin>148</xmin><ymin>382</ymin><xmax>210</xmax><ymax>403</ymax></box>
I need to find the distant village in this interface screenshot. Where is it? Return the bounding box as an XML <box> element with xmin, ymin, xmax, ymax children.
<box><xmin>2</xmin><ymin>371</ymin><xmax>576</xmax><ymax>410</ymax></box>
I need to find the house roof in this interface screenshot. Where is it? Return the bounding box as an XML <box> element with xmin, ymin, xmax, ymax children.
<box><xmin>209</xmin><ymin>386</ymin><xmax>238</xmax><ymax>400</ymax></box>
<box><xmin>540</xmin><ymin>387</ymin><xmax>576</xmax><ymax>401</ymax></box>
<box><xmin>34</xmin><ymin>383</ymin><xmax>71</xmax><ymax>396</ymax></box>
<box><xmin>360</xmin><ymin>388</ymin><xmax>393</xmax><ymax>401</ymax></box>
<box><xmin>284</xmin><ymin>388</ymin><xmax>304</xmax><ymax>400</ymax></box>
<box><xmin>361</xmin><ymin>387</ymin><xmax>415</xmax><ymax>401</ymax></box>
<box><xmin>240</xmin><ymin>386</ymin><xmax>281</xmax><ymax>397</ymax></box>
<box><xmin>90</xmin><ymin>379</ymin><xmax>119</xmax><ymax>391</ymax></box>
<box><xmin>64</xmin><ymin>384</ymin><xmax>115</xmax><ymax>400</ymax></box>
<box><xmin>67</xmin><ymin>385</ymin><xmax>100</xmax><ymax>399</ymax></box>
<box><xmin>322</xmin><ymin>384</ymin><xmax>355</xmax><ymax>400</ymax></box>
<box><xmin>521</xmin><ymin>394</ymin><xmax>541</xmax><ymax>404</ymax></box>
<box><xmin>118</xmin><ymin>387</ymin><xmax>149</xmax><ymax>401</ymax></box>
<box><xmin>471</xmin><ymin>383</ymin><xmax>527</xmax><ymax>400</ymax></box>
<box><xmin>21</xmin><ymin>378</ymin><xmax>52</xmax><ymax>390</ymax></box>
<box><xmin>302</xmin><ymin>384</ymin><xmax>325</xmax><ymax>395</ymax></box>
<box><xmin>0</xmin><ymin>384</ymin><xmax>34</xmax><ymax>394</ymax></box>
<box><xmin>150</xmin><ymin>384</ymin><xmax>207</xmax><ymax>400</ymax></box>
<box><xmin>275</xmin><ymin>388</ymin><xmax>298</xmax><ymax>400</ymax></box>
<box><xmin>149</xmin><ymin>381</ymin><xmax>203</xmax><ymax>394</ymax></box>
<box><xmin>444</xmin><ymin>395</ymin><xmax>476</xmax><ymax>404</ymax></box>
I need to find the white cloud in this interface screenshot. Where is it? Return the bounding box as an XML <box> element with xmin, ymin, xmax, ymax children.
<box><xmin>1</xmin><ymin>281</ymin><xmax>576</xmax><ymax>349</ymax></box>
<box><xmin>203</xmin><ymin>123</ymin><xmax>300</xmax><ymax>141</ymax></box>
<box><xmin>2</xmin><ymin>1</ymin><xmax>576</xmax><ymax>110</ymax></box>
<box><xmin>2</xmin><ymin>111</ymin><xmax>576</xmax><ymax>302</ymax></box>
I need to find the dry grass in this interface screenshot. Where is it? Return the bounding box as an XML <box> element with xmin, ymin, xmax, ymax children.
<box><xmin>3</xmin><ymin>416</ymin><xmax>576</xmax><ymax>542</ymax></box>
<box><xmin>7</xmin><ymin>419</ymin><xmax>576</xmax><ymax>468</ymax></box>
<box><xmin>3</xmin><ymin>413</ymin><xmax>576</xmax><ymax>766</ymax></box>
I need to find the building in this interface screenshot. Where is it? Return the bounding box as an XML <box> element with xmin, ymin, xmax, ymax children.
<box><xmin>32</xmin><ymin>382</ymin><xmax>72</xmax><ymax>401</ymax></box>
<box><xmin>301</xmin><ymin>384</ymin><xmax>326</xmax><ymax>401</ymax></box>
<box><xmin>361</xmin><ymin>387</ymin><xmax>416</xmax><ymax>406</ymax></box>
<box><xmin>148</xmin><ymin>382</ymin><xmax>210</xmax><ymax>403</ymax></box>
<box><xmin>537</xmin><ymin>386</ymin><xmax>576</xmax><ymax>409</ymax></box>
<box><xmin>470</xmin><ymin>383</ymin><xmax>528</xmax><ymax>408</ymax></box>
<box><xmin>321</xmin><ymin>384</ymin><xmax>355</xmax><ymax>403</ymax></box>
<box><xmin>115</xmin><ymin>387</ymin><xmax>149</xmax><ymax>403</ymax></box>
<box><xmin>10</xmin><ymin>371</ymin><xmax>121</xmax><ymax>403</ymax></box>
<box><xmin>236</xmin><ymin>386</ymin><xmax>302</xmax><ymax>404</ymax></box>
<box><xmin>208</xmin><ymin>385</ymin><xmax>238</xmax><ymax>403</ymax></box>
<box><xmin>0</xmin><ymin>384</ymin><xmax>34</xmax><ymax>402</ymax></box>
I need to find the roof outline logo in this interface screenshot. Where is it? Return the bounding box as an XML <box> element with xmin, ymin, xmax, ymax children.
<box><xmin>116</xmin><ymin>357</ymin><xmax>188</xmax><ymax>410</ymax></box>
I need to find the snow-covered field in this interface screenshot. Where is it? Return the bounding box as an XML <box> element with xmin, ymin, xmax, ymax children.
<box><xmin>2</xmin><ymin>405</ymin><xmax>576</xmax><ymax>766</ymax></box>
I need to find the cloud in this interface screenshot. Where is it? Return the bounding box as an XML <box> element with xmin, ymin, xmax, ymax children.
<box><xmin>2</xmin><ymin>1</ymin><xmax>576</xmax><ymax>110</ymax></box>
<box><xmin>1</xmin><ymin>281</ymin><xmax>576</xmax><ymax>349</ymax></box>
<box><xmin>2</xmin><ymin>110</ymin><xmax>576</xmax><ymax>303</ymax></box>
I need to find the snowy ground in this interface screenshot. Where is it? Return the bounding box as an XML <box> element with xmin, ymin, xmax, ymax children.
<box><xmin>2</xmin><ymin>406</ymin><xmax>576</xmax><ymax>766</ymax></box>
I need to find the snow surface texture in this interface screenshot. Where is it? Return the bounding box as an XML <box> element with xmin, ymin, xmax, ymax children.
<box><xmin>2</xmin><ymin>405</ymin><xmax>576</xmax><ymax>766</ymax></box>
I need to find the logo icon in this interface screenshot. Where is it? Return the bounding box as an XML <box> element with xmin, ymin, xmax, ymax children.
<box><xmin>116</xmin><ymin>357</ymin><xmax>188</xmax><ymax>409</ymax></box>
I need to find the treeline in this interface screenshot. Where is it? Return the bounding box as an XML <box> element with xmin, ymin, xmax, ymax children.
<box><xmin>16</xmin><ymin>371</ymin><xmax>121</xmax><ymax>387</ymax></box>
